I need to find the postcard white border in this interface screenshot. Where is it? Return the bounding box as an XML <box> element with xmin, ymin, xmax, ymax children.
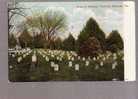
<box><xmin>124</xmin><ymin>1</ymin><xmax>136</xmax><ymax>81</ymax></box>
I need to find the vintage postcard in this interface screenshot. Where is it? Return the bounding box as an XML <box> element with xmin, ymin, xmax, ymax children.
<box><xmin>8</xmin><ymin>1</ymin><xmax>135</xmax><ymax>82</ymax></box>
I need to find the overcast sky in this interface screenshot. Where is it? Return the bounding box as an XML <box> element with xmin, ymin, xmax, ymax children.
<box><xmin>11</xmin><ymin>2</ymin><xmax>124</xmax><ymax>39</ymax></box>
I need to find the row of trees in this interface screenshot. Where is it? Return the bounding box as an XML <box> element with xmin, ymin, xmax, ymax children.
<box><xmin>9</xmin><ymin>9</ymin><xmax>123</xmax><ymax>57</ymax></box>
<box><xmin>77</xmin><ymin>18</ymin><xmax>123</xmax><ymax>56</ymax></box>
<box><xmin>8</xmin><ymin>31</ymin><xmax>75</xmax><ymax>50</ymax></box>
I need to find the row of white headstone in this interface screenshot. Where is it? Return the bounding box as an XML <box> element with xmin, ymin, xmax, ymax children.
<box><xmin>37</xmin><ymin>49</ymin><xmax>119</xmax><ymax>71</ymax></box>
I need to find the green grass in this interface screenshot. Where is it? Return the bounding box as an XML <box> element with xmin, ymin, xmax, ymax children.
<box><xmin>8</xmin><ymin>49</ymin><xmax>124</xmax><ymax>82</ymax></box>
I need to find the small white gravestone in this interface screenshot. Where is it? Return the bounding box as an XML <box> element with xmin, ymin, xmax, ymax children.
<box><xmin>51</xmin><ymin>61</ymin><xmax>55</xmax><ymax>67</ymax></box>
<box><xmin>51</xmin><ymin>54</ymin><xmax>54</xmax><ymax>58</ymax></box>
<box><xmin>93</xmin><ymin>57</ymin><xmax>96</xmax><ymax>61</ymax></box>
<box><xmin>9</xmin><ymin>65</ymin><xmax>13</xmax><ymax>69</ymax></box>
<box><xmin>23</xmin><ymin>54</ymin><xmax>26</xmax><ymax>58</ymax></box>
<box><xmin>57</xmin><ymin>56</ymin><xmax>60</xmax><ymax>60</ymax></box>
<box><xmin>85</xmin><ymin>60</ymin><xmax>89</xmax><ymax>66</ymax></box>
<box><xmin>69</xmin><ymin>61</ymin><xmax>72</xmax><ymax>67</ymax></box>
<box><xmin>17</xmin><ymin>57</ymin><xmax>22</xmax><ymax>63</ymax></box>
<box><xmin>26</xmin><ymin>53</ymin><xmax>29</xmax><ymax>56</ymax></box>
<box><xmin>43</xmin><ymin>55</ymin><xmax>45</xmax><ymax>58</ymax></box>
<box><xmin>54</xmin><ymin>64</ymin><xmax>59</xmax><ymax>71</ymax></box>
<box><xmin>112</xmin><ymin>78</ymin><xmax>118</xmax><ymax>81</ymax></box>
<box><xmin>82</xmin><ymin>57</ymin><xmax>85</xmax><ymax>61</ymax></box>
<box><xmin>100</xmin><ymin>61</ymin><xmax>104</xmax><ymax>66</ymax></box>
<box><xmin>59</xmin><ymin>58</ymin><xmax>62</xmax><ymax>61</ymax></box>
<box><xmin>32</xmin><ymin>54</ymin><xmax>37</xmax><ymax>63</ymax></box>
<box><xmin>12</xmin><ymin>54</ymin><xmax>15</xmax><ymax>58</ymax></box>
<box><xmin>71</xmin><ymin>57</ymin><xmax>74</xmax><ymax>61</ymax></box>
<box><xmin>113</xmin><ymin>53</ymin><xmax>117</xmax><ymax>60</ymax></box>
<box><xmin>112</xmin><ymin>62</ymin><xmax>117</xmax><ymax>70</ymax></box>
<box><xmin>78</xmin><ymin>56</ymin><xmax>81</xmax><ymax>60</ymax></box>
<box><xmin>68</xmin><ymin>56</ymin><xmax>71</xmax><ymax>60</ymax></box>
<box><xmin>45</xmin><ymin>56</ymin><xmax>49</xmax><ymax>62</ymax></box>
<box><xmin>88</xmin><ymin>56</ymin><xmax>91</xmax><ymax>60</ymax></box>
<box><xmin>75</xmin><ymin>64</ymin><xmax>79</xmax><ymax>71</ymax></box>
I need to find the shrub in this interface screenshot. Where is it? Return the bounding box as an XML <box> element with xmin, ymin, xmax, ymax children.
<box><xmin>78</xmin><ymin>37</ymin><xmax>102</xmax><ymax>57</ymax></box>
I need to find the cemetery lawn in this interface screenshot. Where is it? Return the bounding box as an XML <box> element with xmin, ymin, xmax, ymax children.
<box><xmin>9</xmin><ymin>48</ymin><xmax>124</xmax><ymax>82</ymax></box>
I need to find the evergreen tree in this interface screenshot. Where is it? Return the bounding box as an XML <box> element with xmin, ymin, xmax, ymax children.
<box><xmin>63</xmin><ymin>34</ymin><xmax>76</xmax><ymax>51</ymax></box>
<box><xmin>78</xmin><ymin>17</ymin><xmax>105</xmax><ymax>50</ymax></box>
<box><xmin>106</xmin><ymin>30</ymin><xmax>123</xmax><ymax>52</ymax></box>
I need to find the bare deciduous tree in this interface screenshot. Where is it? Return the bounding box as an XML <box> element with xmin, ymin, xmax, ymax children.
<box><xmin>8</xmin><ymin>2</ymin><xmax>27</xmax><ymax>33</ymax></box>
<box><xmin>25</xmin><ymin>10</ymin><xmax>67</xmax><ymax>48</ymax></box>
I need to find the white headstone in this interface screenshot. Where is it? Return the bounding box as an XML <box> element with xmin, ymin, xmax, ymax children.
<box><xmin>75</xmin><ymin>64</ymin><xmax>79</xmax><ymax>71</ymax></box>
<box><xmin>69</xmin><ymin>61</ymin><xmax>72</xmax><ymax>67</ymax></box>
<box><xmin>54</xmin><ymin>64</ymin><xmax>59</xmax><ymax>71</ymax></box>
<box><xmin>32</xmin><ymin>54</ymin><xmax>37</xmax><ymax>62</ymax></box>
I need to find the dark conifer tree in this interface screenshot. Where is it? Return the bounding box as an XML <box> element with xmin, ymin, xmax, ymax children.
<box><xmin>106</xmin><ymin>30</ymin><xmax>123</xmax><ymax>52</ymax></box>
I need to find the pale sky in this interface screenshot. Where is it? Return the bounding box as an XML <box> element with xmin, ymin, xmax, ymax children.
<box><xmin>11</xmin><ymin>2</ymin><xmax>124</xmax><ymax>39</ymax></box>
